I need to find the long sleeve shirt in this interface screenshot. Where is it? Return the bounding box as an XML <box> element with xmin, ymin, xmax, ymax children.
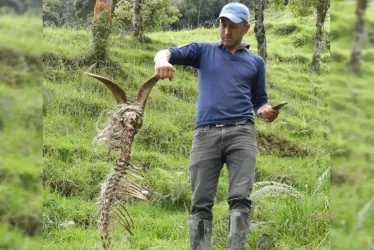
<box><xmin>169</xmin><ymin>42</ymin><xmax>268</xmax><ymax>128</ymax></box>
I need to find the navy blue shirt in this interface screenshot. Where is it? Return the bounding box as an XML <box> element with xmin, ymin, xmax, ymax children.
<box><xmin>169</xmin><ymin>42</ymin><xmax>268</xmax><ymax>128</ymax></box>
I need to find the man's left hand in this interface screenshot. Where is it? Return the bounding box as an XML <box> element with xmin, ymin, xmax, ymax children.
<box><xmin>257</xmin><ymin>104</ymin><xmax>279</xmax><ymax>122</ymax></box>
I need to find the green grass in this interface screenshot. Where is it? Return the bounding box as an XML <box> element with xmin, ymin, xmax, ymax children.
<box><xmin>330</xmin><ymin>1</ymin><xmax>374</xmax><ymax>249</ymax></box>
<box><xmin>0</xmin><ymin>14</ymin><xmax>42</xmax><ymax>250</ymax></box>
<box><xmin>42</xmin><ymin>8</ymin><xmax>329</xmax><ymax>250</ymax></box>
<box><xmin>0</xmin><ymin>15</ymin><xmax>42</xmax><ymax>56</ymax></box>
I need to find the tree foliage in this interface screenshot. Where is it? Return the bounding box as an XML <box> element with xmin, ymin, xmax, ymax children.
<box><xmin>74</xmin><ymin>0</ymin><xmax>120</xmax><ymax>26</ymax></box>
<box><xmin>271</xmin><ymin>0</ymin><xmax>330</xmax><ymax>72</ymax></box>
<box><xmin>74</xmin><ymin>0</ymin><xmax>96</xmax><ymax>24</ymax></box>
<box><xmin>41</xmin><ymin>0</ymin><xmax>258</xmax><ymax>30</ymax></box>
<box><xmin>90</xmin><ymin>0</ymin><xmax>113</xmax><ymax>61</ymax></box>
<box><xmin>171</xmin><ymin>0</ymin><xmax>253</xmax><ymax>29</ymax></box>
<box><xmin>43</xmin><ymin>0</ymin><xmax>77</xmax><ymax>26</ymax></box>
<box><xmin>113</xmin><ymin>0</ymin><xmax>180</xmax><ymax>32</ymax></box>
<box><xmin>0</xmin><ymin>0</ymin><xmax>42</xmax><ymax>15</ymax></box>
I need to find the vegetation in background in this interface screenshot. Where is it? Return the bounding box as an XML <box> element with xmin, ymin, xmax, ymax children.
<box><xmin>330</xmin><ymin>1</ymin><xmax>374</xmax><ymax>249</ymax></box>
<box><xmin>113</xmin><ymin>0</ymin><xmax>180</xmax><ymax>33</ymax></box>
<box><xmin>254</xmin><ymin>0</ymin><xmax>267</xmax><ymax>60</ymax></box>
<box><xmin>91</xmin><ymin>0</ymin><xmax>113</xmax><ymax>61</ymax></box>
<box><xmin>0</xmin><ymin>0</ymin><xmax>41</xmax><ymax>15</ymax></box>
<box><xmin>350</xmin><ymin>0</ymin><xmax>368</xmax><ymax>74</ymax></box>
<box><xmin>0</xmin><ymin>15</ymin><xmax>42</xmax><ymax>250</ymax></box>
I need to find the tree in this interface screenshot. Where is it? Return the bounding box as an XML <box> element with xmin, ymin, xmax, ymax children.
<box><xmin>91</xmin><ymin>0</ymin><xmax>113</xmax><ymax>61</ymax></box>
<box><xmin>254</xmin><ymin>0</ymin><xmax>267</xmax><ymax>60</ymax></box>
<box><xmin>114</xmin><ymin>0</ymin><xmax>180</xmax><ymax>33</ymax></box>
<box><xmin>283</xmin><ymin>0</ymin><xmax>330</xmax><ymax>72</ymax></box>
<box><xmin>172</xmin><ymin>0</ymin><xmax>230</xmax><ymax>29</ymax></box>
<box><xmin>43</xmin><ymin>0</ymin><xmax>77</xmax><ymax>27</ymax></box>
<box><xmin>350</xmin><ymin>0</ymin><xmax>368</xmax><ymax>74</ymax></box>
<box><xmin>74</xmin><ymin>0</ymin><xmax>119</xmax><ymax>27</ymax></box>
<box><xmin>197</xmin><ymin>0</ymin><xmax>202</xmax><ymax>27</ymax></box>
<box><xmin>311</xmin><ymin>0</ymin><xmax>329</xmax><ymax>72</ymax></box>
<box><xmin>133</xmin><ymin>0</ymin><xmax>143</xmax><ymax>39</ymax></box>
<box><xmin>75</xmin><ymin>0</ymin><xmax>96</xmax><ymax>25</ymax></box>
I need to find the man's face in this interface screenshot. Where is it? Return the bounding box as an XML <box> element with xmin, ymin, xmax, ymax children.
<box><xmin>219</xmin><ymin>17</ymin><xmax>250</xmax><ymax>50</ymax></box>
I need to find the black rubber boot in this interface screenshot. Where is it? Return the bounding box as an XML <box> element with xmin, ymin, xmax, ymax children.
<box><xmin>226</xmin><ymin>210</ymin><xmax>250</xmax><ymax>250</ymax></box>
<box><xmin>188</xmin><ymin>216</ymin><xmax>212</xmax><ymax>250</ymax></box>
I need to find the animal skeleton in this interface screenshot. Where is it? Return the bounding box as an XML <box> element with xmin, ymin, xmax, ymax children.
<box><xmin>84</xmin><ymin>72</ymin><xmax>159</xmax><ymax>249</ymax></box>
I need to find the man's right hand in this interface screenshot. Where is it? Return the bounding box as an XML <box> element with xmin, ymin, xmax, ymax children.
<box><xmin>155</xmin><ymin>62</ymin><xmax>175</xmax><ymax>81</ymax></box>
<box><xmin>154</xmin><ymin>49</ymin><xmax>175</xmax><ymax>81</ymax></box>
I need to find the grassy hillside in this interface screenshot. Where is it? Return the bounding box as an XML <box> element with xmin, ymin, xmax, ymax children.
<box><xmin>0</xmin><ymin>15</ymin><xmax>43</xmax><ymax>249</ymax></box>
<box><xmin>330</xmin><ymin>1</ymin><xmax>374</xmax><ymax>249</ymax></box>
<box><xmin>43</xmin><ymin>10</ymin><xmax>329</xmax><ymax>250</ymax></box>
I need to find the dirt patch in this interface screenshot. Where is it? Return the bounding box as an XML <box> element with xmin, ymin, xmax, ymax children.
<box><xmin>0</xmin><ymin>48</ymin><xmax>19</xmax><ymax>66</ymax></box>
<box><xmin>257</xmin><ymin>132</ymin><xmax>311</xmax><ymax>157</ymax></box>
<box><xmin>331</xmin><ymin>168</ymin><xmax>353</xmax><ymax>185</ymax></box>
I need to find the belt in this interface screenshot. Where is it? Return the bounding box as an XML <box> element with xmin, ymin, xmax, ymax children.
<box><xmin>215</xmin><ymin>119</ymin><xmax>250</xmax><ymax>127</ymax></box>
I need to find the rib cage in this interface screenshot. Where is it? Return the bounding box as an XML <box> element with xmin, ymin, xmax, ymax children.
<box><xmin>84</xmin><ymin>72</ymin><xmax>159</xmax><ymax>249</ymax></box>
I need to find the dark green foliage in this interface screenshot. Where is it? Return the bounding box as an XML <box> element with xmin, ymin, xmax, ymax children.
<box><xmin>0</xmin><ymin>0</ymin><xmax>41</xmax><ymax>15</ymax></box>
<box><xmin>172</xmin><ymin>0</ymin><xmax>253</xmax><ymax>29</ymax></box>
<box><xmin>43</xmin><ymin>0</ymin><xmax>78</xmax><ymax>27</ymax></box>
<box><xmin>39</xmin><ymin>0</ymin><xmax>259</xmax><ymax>30</ymax></box>
<box><xmin>91</xmin><ymin>12</ymin><xmax>112</xmax><ymax>61</ymax></box>
<box><xmin>273</xmin><ymin>23</ymin><xmax>298</xmax><ymax>35</ymax></box>
<box><xmin>292</xmin><ymin>34</ymin><xmax>314</xmax><ymax>48</ymax></box>
<box><xmin>74</xmin><ymin>0</ymin><xmax>96</xmax><ymax>24</ymax></box>
<box><xmin>113</xmin><ymin>0</ymin><xmax>180</xmax><ymax>33</ymax></box>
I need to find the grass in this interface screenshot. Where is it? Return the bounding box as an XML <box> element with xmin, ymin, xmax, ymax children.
<box><xmin>0</xmin><ymin>15</ymin><xmax>42</xmax><ymax>56</ymax></box>
<box><xmin>330</xmin><ymin>1</ymin><xmax>374</xmax><ymax>249</ymax></box>
<box><xmin>3</xmin><ymin>2</ymin><xmax>373</xmax><ymax>249</ymax></box>
<box><xmin>0</xmin><ymin>14</ymin><xmax>42</xmax><ymax>249</ymax></box>
<box><xmin>41</xmin><ymin>8</ymin><xmax>331</xmax><ymax>249</ymax></box>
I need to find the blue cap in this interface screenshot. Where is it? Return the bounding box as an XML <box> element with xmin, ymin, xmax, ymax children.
<box><xmin>218</xmin><ymin>3</ymin><xmax>250</xmax><ymax>24</ymax></box>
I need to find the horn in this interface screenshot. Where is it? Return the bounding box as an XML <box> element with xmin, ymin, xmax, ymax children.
<box><xmin>136</xmin><ymin>76</ymin><xmax>159</xmax><ymax>109</ymax></box>
<box><xmin>84</xmin><ymin>72</ymin><xmax>127</xmax><ymax>104</ymax></box>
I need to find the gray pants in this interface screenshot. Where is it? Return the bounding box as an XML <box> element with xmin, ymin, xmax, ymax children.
<box><xmin>189</xmin><ymin>121</ymin><xmax>257</xmax><ymax>220</ymax></box>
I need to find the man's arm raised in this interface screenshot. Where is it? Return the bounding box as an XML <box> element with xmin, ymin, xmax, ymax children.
<box><xmin>154</xmin><ymin>49</ymin><xmax>175</xmax><ymax>80</ymax></box>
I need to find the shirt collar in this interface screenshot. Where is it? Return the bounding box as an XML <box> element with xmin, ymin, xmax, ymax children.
<box><xmin>218</xmin><ymin>41</ymin><xmax>250</xmax><ymax>51</ymax></box>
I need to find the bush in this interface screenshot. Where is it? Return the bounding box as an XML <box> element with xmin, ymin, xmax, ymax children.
<box><xmin>273</xmin><ymin>24</ymin><xmax>298</xmax><ymax>35</ymax></box>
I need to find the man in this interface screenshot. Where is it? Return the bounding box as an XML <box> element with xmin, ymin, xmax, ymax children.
<box><xmin>153</xmin><ymin>3</ymin><xmax>279</xmax><ymax>249</ymax></box>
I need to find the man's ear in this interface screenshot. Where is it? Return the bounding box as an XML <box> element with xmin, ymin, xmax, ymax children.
<box><xmin>245</xmin><ymin>23</ymin><xmax>251</xmax><ymax>32</ymax></box>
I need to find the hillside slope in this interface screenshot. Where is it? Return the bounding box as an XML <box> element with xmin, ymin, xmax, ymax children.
<box><xmin>43</xmin><ymin>11</ymin><xmax>330</xmax><ymax>249</ymax></box>
<box><xmin>0</xmin><ymin>15</ymin><xmax>43</xmax><ymax>249</ymax></box>
<box><xmin>331</xmin><ymin>1</ymin><xmax>374</xmax><ymax>249</ymax></box>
